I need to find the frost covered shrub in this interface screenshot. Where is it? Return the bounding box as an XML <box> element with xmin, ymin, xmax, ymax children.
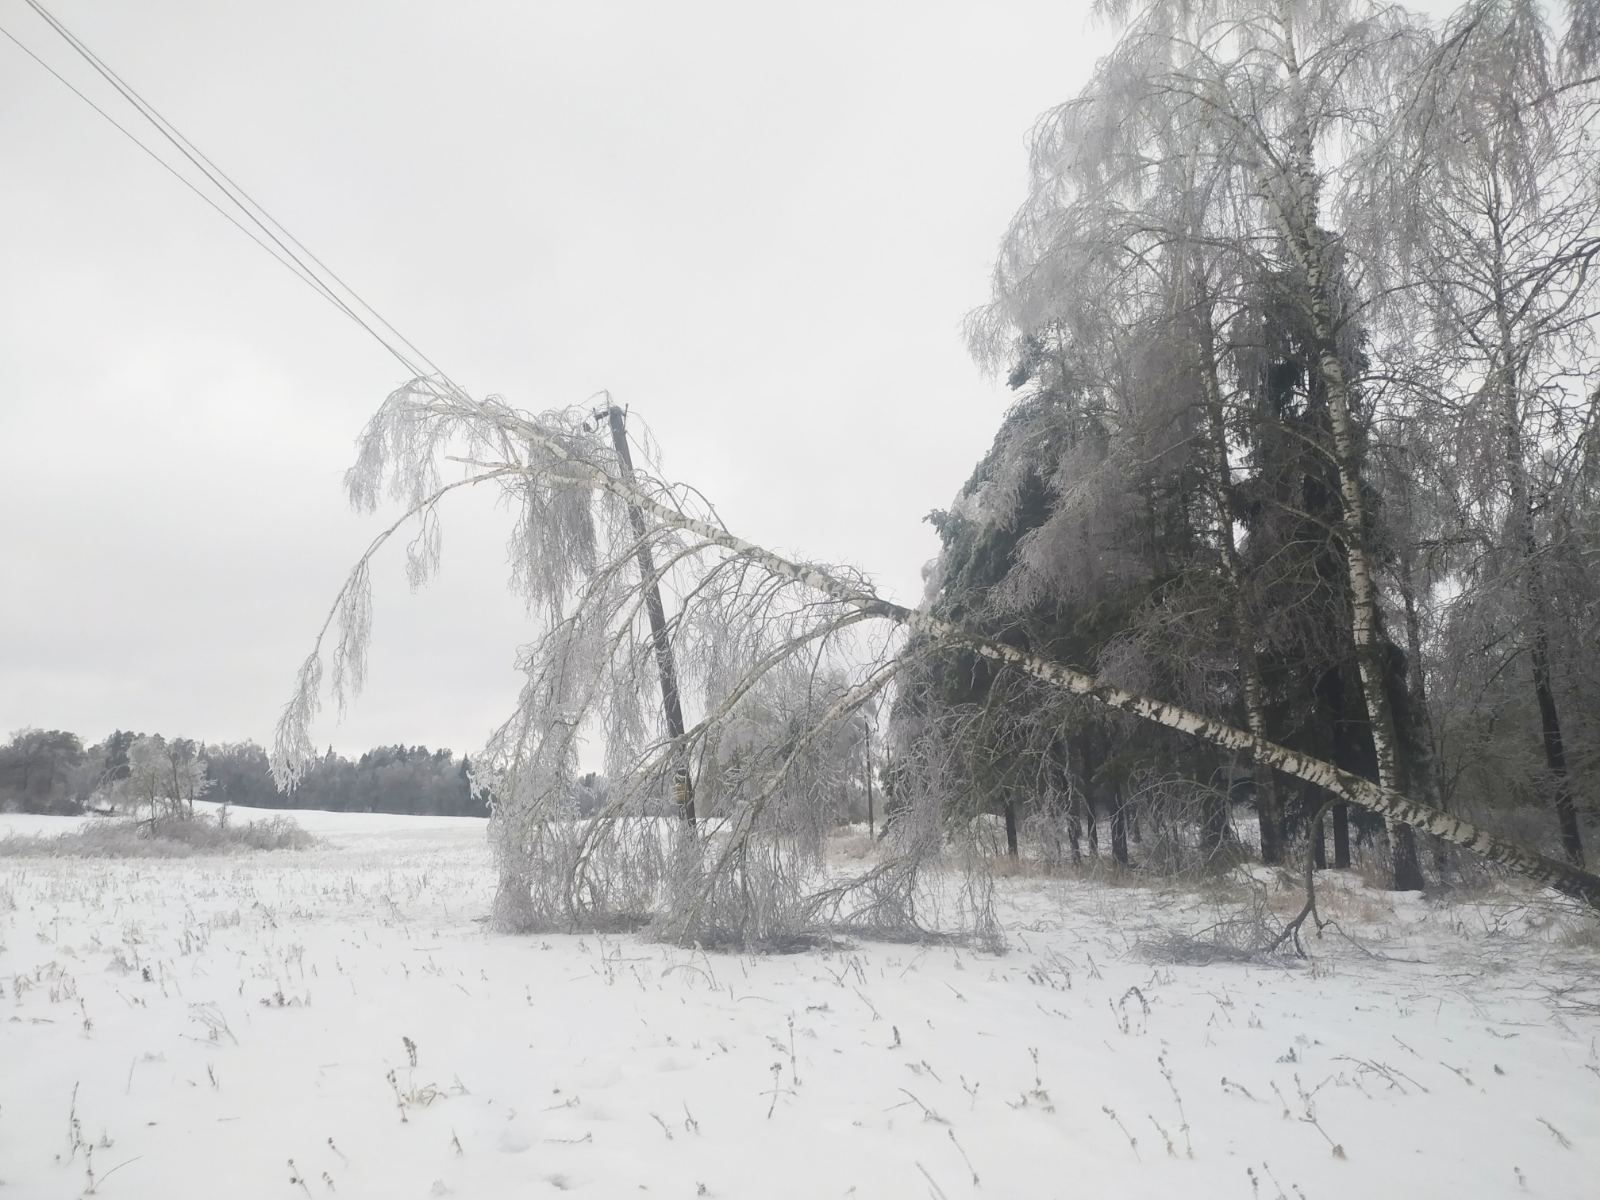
<box><xmin>227</xmin><ymin>815</ymin><xmax>317</xmax><ymax>851</ymax></box>
<box><xmin>0</xmin><ymin>814</ymin><xmax>313</xmax><ymax>858</ymax></box>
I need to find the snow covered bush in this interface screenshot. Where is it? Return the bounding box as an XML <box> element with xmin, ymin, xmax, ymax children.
<box><xmin>0</xmin><ymin>813</ymin><xmax>313</xmax><ymax>858</ymax></box>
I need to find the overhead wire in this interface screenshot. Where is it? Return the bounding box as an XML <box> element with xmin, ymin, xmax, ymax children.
<box><xmin>12</xmin><ymin>0</ymin><xmax>462</xmax><ymax>392</ymax></box>
<box><xmin>18</xmin><ymin>0</ymin><xmax>424</xmax><ymax>379</ymax></box>
<box><xmin>0</xmin><ymin>22</ymin><xmax>334</xmax><ymax>304</ymax></box>
<box><xmin>21</xmin><ymin>0</ymin><xmax>446</xmax><ymax>382</ymax></box>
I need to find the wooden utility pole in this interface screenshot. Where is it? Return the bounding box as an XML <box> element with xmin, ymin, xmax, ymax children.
<box><xmin>865</xmin><ymin>740</ymin><xmax>874</xmax><ymax>840</ymax></box>
<box><xmin>605</xmin><ymin>405</ymin><xmax>695</xmax><ymax>823</ymax></box>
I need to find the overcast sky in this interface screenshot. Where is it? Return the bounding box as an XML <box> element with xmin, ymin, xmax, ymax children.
<box><xmin>0</xmin><ymin>0</ymin><xmax>1115</xmax><ymax>756</ymax></box>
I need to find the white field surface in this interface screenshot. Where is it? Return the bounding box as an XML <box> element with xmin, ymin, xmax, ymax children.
<box><xmin>2</xmin><ymin>808</ymin><xmax>1598</xmax><ymax>1199</ymax></box>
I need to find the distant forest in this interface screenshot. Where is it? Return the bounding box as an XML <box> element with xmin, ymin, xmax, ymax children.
<box><xmin>0</xmin><ymin>727</ymin><xmax>486</xmax><ymax>818</ymax></box>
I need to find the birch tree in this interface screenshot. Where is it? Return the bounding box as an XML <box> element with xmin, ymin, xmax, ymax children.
<box><xmin>973</xmin><ymin>0</ymin><xmax>1445</xmax><ymax>886</ymax></box>
<box><xmin>275</xmin><ymin>379</ymin><xmax>1600</xmax><ymax>934</ymax></box>
<box><xmin>1351</xmin><ymin>0</ymin><xmax>1598</xmax><ymax>865</ymax></box>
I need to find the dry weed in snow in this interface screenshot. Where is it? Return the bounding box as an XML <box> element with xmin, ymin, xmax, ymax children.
<box><xmin>2</xmin><ymin>807</ymin><xmax>1598</xmax><ymax>1198</ymax></box>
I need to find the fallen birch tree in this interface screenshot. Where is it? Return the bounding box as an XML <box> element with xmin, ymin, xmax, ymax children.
<box><xmin>274</xmin><ymin>380</ymin><xmax>1600</xmax><ymax>937</ymax></box>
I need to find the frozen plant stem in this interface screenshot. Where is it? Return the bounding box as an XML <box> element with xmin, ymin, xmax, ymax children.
<box><xmin>893</xmin><ymin>1088</ymin><xmax>947</xmax><ymax>1124</ymax></box>
<box><xmin>1300</xmin><ymin>1113</ymin><xmax>1346</xmax><ymax>1160</ymax></box>
<box><xmin>1221</xmin><ymin>1077</ymin><xmax>1258</xmax><ymax>1102</ymax></box>
<box><xmin>1270</xmin><ymin>1082</ymin><xmax>1291</xmax><ymax>1119</ymax></box>
<box><xmin>1102</xmin><ymin>1106</ymin><xmax>1139</xmax><ymax>1160</ymax></box>
<box><xmin>94</xmin><ymin>1155</ymin><xmax>142</xmax><ymax>1191</ymax></box>
<box><xmin>1158</xmin><ymin>1054</ymin><xmax>1192</xmax><ymax>1157</ymax></box>
<box><xmin>947</xmin><ymin>1129</ymin><xmax>979</xmax><ymax>1186</ymax></box>
<box><xmin>1537</xmin><ymin>1118</ymin><xmax>1572</xmax><ymax>1149</ymax></box>
<box><xmin>915</xmin><ymin>1162</ymin><xmax>953</xmax><ymax>1200</ymax></box>
<box><xmin>961</xmin><ymin>1077</ymin><xmax>980</xmax><ymax>1109</ymax></box>
<box><xmin>66</xmin><ymin>1081</ymin><xmax>82</xmax><ymax>1160</ymax></box>
<box><xmin>1149</xmin><ymin>1115</ymin><xmax>1177</xmax><ymax>1158</ymax></box>
<box><xmin>764</xmin><ymin>1063</ymin><xmax>786</xmax><ymax>1120</ymax></box>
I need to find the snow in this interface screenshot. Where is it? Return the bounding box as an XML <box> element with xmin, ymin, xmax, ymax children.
<box><xmin>3</xmin><ymin>809</ymin><xmax>1597</xmax><ymax>1199</ymax></box>
<box><xmin>0</xmin><ymin>812</ymin><xmax>95</xmax><ymax>838</ymax></box>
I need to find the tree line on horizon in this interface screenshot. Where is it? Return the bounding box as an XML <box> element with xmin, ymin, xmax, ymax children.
<box><xmin>0</xmin><ymin>727</ymin><xmax>487</xmax><ymax>819</ymax></box>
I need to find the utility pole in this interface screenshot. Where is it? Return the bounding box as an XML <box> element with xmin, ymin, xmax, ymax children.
<box><xmin>604</xmin><ymin>404</ymin><xmax>695</xmax><ymax>824</ymax></box>
<box><xmin>865</xmin><ymin>739</ymin><xmax>874</xmax><ymax>840</ymax></box>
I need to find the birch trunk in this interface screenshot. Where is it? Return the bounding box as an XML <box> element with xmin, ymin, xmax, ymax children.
<box><xmin>1301</xmin><ymin>283</ymin><xmax>1425</xmax><ymax>889</ymax></box>
<box><xmin>1264</xmin><ymin>5</ymin><xmax>1424</xmax><ymax>890</ymax></box>
<box><xmin>1397</xmin><ymin>546</ymin><xmax>1452</xmax><ymax>874</ymax></box>
<box><xmin>1397</xmin><ymin>548</ymin><xmax>1442</xmax><ymax>806</ymax></box>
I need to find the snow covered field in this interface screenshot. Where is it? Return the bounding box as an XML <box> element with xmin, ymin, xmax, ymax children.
<box><xmin>3</xmin><ymin>809</ymin><xmax>1597</xmax><ymax>1199</ymax></box>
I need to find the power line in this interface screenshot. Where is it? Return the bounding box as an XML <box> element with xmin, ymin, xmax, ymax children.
<box><xmin>13</xmin><ymin>0</ymin><xmax>460</xmax><ymax>391</ymax></box>
<box><xmin>18</xmin><ymin>0</ymin><xmax>421</xmax><ymax>378</ymax></box>
<box><xmin>0</xmin><ymin>22</ymin><xmax>331</xmax><ymax>301</ymax></box>
<box><xmin>22</xmin><ymin>0</ymin><xmax>445</xmax><ymax>381</ymax></box>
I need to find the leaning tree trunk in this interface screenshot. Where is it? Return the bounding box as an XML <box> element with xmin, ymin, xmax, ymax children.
<box><xmin>477</xmin><ymin>396</ymin><xmax>1600</xmax><ymax>907</ymax></box>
